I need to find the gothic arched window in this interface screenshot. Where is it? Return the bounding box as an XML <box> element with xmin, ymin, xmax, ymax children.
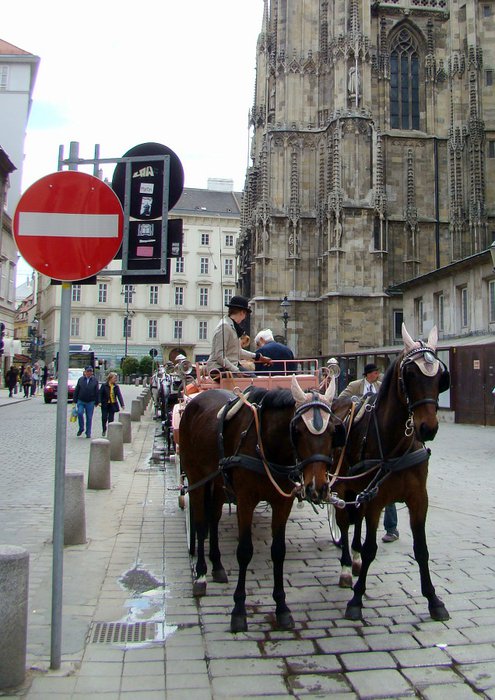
<box><xmin>390</xmin><ymin>29</ymin><xmax>420</xmax><ymax>130</ymax></box>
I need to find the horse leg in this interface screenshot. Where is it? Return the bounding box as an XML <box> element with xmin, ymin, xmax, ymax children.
<box><xmin>209</xmin><ymin>487</ymin><xmax>228</xmax><ymax>584</ymax></box>
<box><xmin>345</xmin><ymin>512</ymin><xmax>379</xmax><ymax>621</ymax></box>
<box><xmin>191</xmin><ymin>489</ymin><xmax>209</xmax><ymax>597</ymax></box>
<box><xmin>336</xmin><ymin>508</ymin><xmax>353</xmax><ymax>588</ymax></box>
<box><xmin>351</xmin><ymin>514</ymin><xmax>363</xmax><ymax>577</ymax></box>
<box><xmin>271</xmin><ymin>501</ymin><xmax>294</xmax><ymax>630</ymax></box>
<box><xmin>231</xmin><ymin>501</ymin><xmax>256</xmax><ymax>633</ymax></box>
<box><xmin>409</xmin><ymin>500</ymin><xmax>449</xmax><ymax>621</ymax></box>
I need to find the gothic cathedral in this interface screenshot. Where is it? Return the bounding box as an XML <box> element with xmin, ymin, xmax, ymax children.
<box><xmin>238</xmin><ymin>0</ymin><xmax>494</xmax><ymax>356</ymax></box>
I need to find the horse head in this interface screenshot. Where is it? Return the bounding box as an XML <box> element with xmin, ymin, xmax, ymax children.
<box><xmin>399</xmin><ymin>323</ymin><xmax>450</xmax><ymax>442</ymax></box>
<box><xmin>289</xmin><ymin>375</ymin><xmax>344</xmax><ymax>503</ymax></box>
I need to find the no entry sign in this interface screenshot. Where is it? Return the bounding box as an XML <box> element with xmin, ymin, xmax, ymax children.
<box><xmin>13</xmin><ymin>171</ymin><xmax>124</xmax><ymax>281</ymax></box>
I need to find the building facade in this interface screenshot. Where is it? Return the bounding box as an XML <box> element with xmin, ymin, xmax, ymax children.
<box><xmin>35</xmin><ymin>184</ymin><xmax>242</xmax><ymax>370</ymax></box>
<box><xmin>238</xmin><ymin>0</ymin><xmax>495</xmax><ymax>357</ymax></box>
<box><xmin>0</xmin><ymin>38</ymin><xmax>39</xmax><ymax>216</ymax></box>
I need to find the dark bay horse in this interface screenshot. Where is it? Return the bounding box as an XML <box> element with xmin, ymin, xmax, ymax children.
<box><xmin>332</xmin><ymin>324</ymin><xmax>450</xmax><ymax>622</ymax></box>
<box><xmin>179</xmin><ymin>376</ymin><xmax>344</xmax><ymax>632</ymax></box>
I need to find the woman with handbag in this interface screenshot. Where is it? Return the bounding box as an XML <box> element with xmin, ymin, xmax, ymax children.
<box><xmin>99</xmin><ymin>372</ymin><xmax>125</xmax><ymax>437</ymax></box>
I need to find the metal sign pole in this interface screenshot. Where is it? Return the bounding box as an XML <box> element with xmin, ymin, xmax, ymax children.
<box><xmin>50</xmin><ymin>282</ymin><xmax>71</xmax><ymax>669</ymax></box>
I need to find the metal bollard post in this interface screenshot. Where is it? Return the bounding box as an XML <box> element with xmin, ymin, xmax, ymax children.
<box><xmin>88</xmin><ymin>439</ymin><xmax>111</xmax><ymax>489</ymax></box>
<box><xmin>107</xmin><ymin>421</ymin><xmax>124</xmax><ymax>461</ymax></box>
<box><xmin>64</xmin><ymin>471</ymin><xmax>87</xmax><ymax>545</ymax></box>
<box><xmin>130</xmin><ymin>399</ymin><xmax>142</xmax><ymax>421</ymax></box>
<box><xmin>119</xmin><ymin>412</ymin><xmax>132</xmax><ymax>443</ymax></box>
<box><xmin>0</xmin><ymin>546</ymin><xmax>29</xmax><ymax>689</ymax></box>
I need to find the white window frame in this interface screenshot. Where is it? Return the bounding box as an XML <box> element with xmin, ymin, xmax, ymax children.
<box><xmin>149</xmin><ymin>285</ymin><xmax>159</xmax><ymax>305</ymax></box>
<box><xmin>199</xmin><ymin>320</ymin><xmax>208</xmax><ymax>340</ymax></box>
<box><xmin>200</xmin><ymin>257</ymin><xmax>209</xmax><ymax>274</ymax></box>
<box><xmin>0</xmin><ymin>66</ymin><xmax>8</xmax><ymax>91</ymax></box>
<box><xmin>224</xmin><ymin>288</ymin><xmax>234</xmax><ymax>306</ymax></box>
<box><xmin>97</xmin><ymin>318</ymin><xmax>107</xmax><ymax>338</ymax></box>
<box><xmin>225</xmin><ymin>233</ymin><xmax>234</xmax><ymax>247</ymax></box>
<box><xmin>123</xmin><ymin>317</ymin><xmax>132</xmax><ymax>338</ymax></box>
<box><xmin>174</xmin><ymin>320</ymin><xmax>183</xmax><ymax>341</ymax></box>
<box><xmin>175</xmin><ymin>257</ymin><xmax>184</xmax><ymax>273</ymax></box>
<box><xmin>148</xmin><ymin>319</ymin><xmax>158</xmax><ymax>339</ymax></box>
<box><xmin>72</xmin><ymin>285</ymin><xmax>81</xmax><ymax>302</ymax></box>
<box><xmin>460</xmin><ymin>286</ymin><xmax>469</xmax><ymax>327</ymax></box>
<box><xmin>199</xmin><ymin>287</ymin><xmax>209</xmax><ymax>307</ymax></box>
<box><xmin>174</xmin><ymin>286</ymin><xmax>184</xmax><ymax>306</ymax></box>
<box><xmin>224</xmin><ymin>258</ymin><xmax>234</xmax><ymax>276</ymax></box>
<box><xmin>200</xmin><ymin>232</ymin><xmax>210</xmax><ymax>246</ymax></box>
<box><xmin>98</xmin><ymin>283</ymin><xmax>108</xmax><ymax>303</ymax></box>
<box><xmin>70</xmin><ymin>317</ymin><xmax>80</xmax><ymax>337</ymax></box>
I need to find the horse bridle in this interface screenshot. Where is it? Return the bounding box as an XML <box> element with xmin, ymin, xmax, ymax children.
<box><xmin>399</xmin><ymin>344</ymin><xmax>450</xmax><ymax>413</ymax></box>
<box><xmin>289</xmin><ymin>397</ymin><xmax>338</xmax><ymax>471</ymax></box>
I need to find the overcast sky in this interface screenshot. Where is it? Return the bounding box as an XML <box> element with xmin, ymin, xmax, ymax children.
<box><xmin>3</xmin><ymin>1</ymin><xmax>263</xmax><ymax>280</ymax></box>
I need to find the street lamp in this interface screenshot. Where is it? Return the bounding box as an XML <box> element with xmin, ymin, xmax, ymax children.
<box><xmin>280</xmin><ymin>296</ymin><xmax>291</xmax><ymax>345</ymax></box>
<box><xmin>121</xmin><ymin>286</ymin><xmax>135</xmax><ymax>359</ymax></box>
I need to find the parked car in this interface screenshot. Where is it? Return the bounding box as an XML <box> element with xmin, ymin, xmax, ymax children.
<box><xmin>44</xmin><ymin>368</ymin><xmax>84</xmax><ymax>404</ymax></box>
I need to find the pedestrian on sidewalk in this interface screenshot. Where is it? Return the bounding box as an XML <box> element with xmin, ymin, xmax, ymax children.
<box><xmin>99</xmin><ymin>371</ymin><xmax>125</xmax><ymax>436</ymax></box>
<box><xmin>73</xmin><ymin>366</ymin><xmax>99</xmax><ymax>438</ymax></box>
<box><xmin>5</xmin><ymin>365</ymin><xmax>18</xmax><ymax>398</ymax></box>
<box><xmin>21</xmin><ymin>365</ymin><xmax>32</xmax><ymax>398</ymax></box>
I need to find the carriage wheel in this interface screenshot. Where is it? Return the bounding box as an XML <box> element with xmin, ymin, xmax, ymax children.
<box><xmin>327</xmin><ymin>504</ymin><xmax>341</xmax><ymax>547</ymax></box>
<box><xmin>183</xmin><ymin>491</ymin><xmax>196</xmax><ymax>556</ymax></box>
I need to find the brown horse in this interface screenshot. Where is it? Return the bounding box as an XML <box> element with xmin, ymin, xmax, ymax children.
<box><xmin>332</xmin><ymin>324</ymin><xmax>450</xmax><ymax>622</ymax></box>
<box><xmin>179</xmin><ymin>376</ymin><xmax>344</xmax><ymax>632</ymax></box>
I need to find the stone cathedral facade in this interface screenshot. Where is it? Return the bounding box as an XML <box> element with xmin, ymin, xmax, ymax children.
<box><xmin>237</xmin><ymin>0</ymin><xmax>494</xmax><ymax>357</ymax></box>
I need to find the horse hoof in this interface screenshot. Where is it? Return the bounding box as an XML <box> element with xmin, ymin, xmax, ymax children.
<box><xmin>352</xmin><ymin>561</ymin><xmax>362</xmax><ymax>576</ymax></box>
<box><xmin>230</xmin><ymin>614</ymin><xmax>248</xmax><ymax>633</ymax></box>
<box><xmin>430</xmin><ymin>604</ymin><xmax>450</xmax><ymax>622</ymax></box>
<box><xmin>192</xmin><ymin>580</ymin><xmax>207</xmax><ymax>597</ymax></box>
<box><xmin>339</xmin><ymin>574</ymin><xmax>353</xmax><ymax>589</ymax></box>
<box><xmin>345</xmin><ymin>604</ymin><xmax>363</xmax><ymax>621</ymax></box>
<box><xmin>276</xmin><ymin>611</ymin><xmax>295</xmax><ymax>630</ymax></box>
<box><xmin>178</xmin><ymin>495</ymin><xmax>185</xmax><ymax>510</ymax></box>
<box><xmin>212</xmin><ymin>568</ymin><xmax>228</xmax><ymax>584</ymax></box>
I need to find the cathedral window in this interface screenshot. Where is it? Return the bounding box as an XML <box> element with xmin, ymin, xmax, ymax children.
<box><xmin>390</xmin><ymin>29</ymin><xmax>421</xmax><ymax>130</ymax></box>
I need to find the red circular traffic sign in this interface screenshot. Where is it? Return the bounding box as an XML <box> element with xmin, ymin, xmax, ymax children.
<box><xmin>13</xmin><ymin>171</ymin><xmax>124</xmax><ymax>281</ymax></box>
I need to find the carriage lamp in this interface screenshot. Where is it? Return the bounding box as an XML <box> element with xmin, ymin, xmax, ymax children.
<box><xmin>490</xmin><ymin>240</ymin><xmax>495</xmax><ymax>270</ymax></box>
<box><xmin>280</xmin><ymin>296</ymin><xmax>291</xmax><ymax>345</ymax></box>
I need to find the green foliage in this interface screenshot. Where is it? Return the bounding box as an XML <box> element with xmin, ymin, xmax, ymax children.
<box><xmin>139</xmin><ymin>355</ymin><xmax>153</xmax><ymax>376</ymax></box>
<box><xmin>121</xmin><ymin>356</ymin><xmax>139</xmax><ymax>377</ymax></box>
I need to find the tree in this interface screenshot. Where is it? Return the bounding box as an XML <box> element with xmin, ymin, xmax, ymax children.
<box><xmin>121</xmin><ymin>356</ymin><xmax>139</xmax><ymax>377</ymax></box>
<box><xmin>139</xmin><ymin>355</ymin><xmax>153</xmax><ymax>376</ymax></box>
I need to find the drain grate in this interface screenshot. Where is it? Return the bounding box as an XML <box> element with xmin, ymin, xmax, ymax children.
<box><xmin>90</xmin><ymin>621</ymin><xmax>158</xmax><ymax>644</ymax></box>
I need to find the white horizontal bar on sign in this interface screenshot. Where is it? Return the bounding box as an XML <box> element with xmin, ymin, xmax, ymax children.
<box><xmin>17</xmin><ymin>212</ymin><xmax>120</xmax><ymax>237</ymax></box>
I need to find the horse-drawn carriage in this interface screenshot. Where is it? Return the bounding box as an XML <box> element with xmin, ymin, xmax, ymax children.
<box><xmin>171</xmin><ymin>325</ymin><xmax>451</xmax><ymax>631</ymax></box>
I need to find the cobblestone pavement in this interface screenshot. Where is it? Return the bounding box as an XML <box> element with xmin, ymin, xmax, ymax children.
<box><xmin>1</xmin><ymin>388</ymin><xmax>495</xmax><ymax>698</ymax></box>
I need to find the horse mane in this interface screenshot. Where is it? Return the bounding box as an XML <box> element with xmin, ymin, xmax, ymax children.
<box><xmin>374</xmin><ymin>355</ymin><xmax>401</xmax><ymax>408</ymax></box>
<box><xmin>259</xmin><ymin>388</ymin><xmax>296</xmax><ymax>413</ymax></box>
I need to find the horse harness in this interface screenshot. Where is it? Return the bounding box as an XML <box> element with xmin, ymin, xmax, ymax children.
<box><xmin>186</xmin><ymin>390</ymin><xmax>339</xmax><ymax>500</ymax></box>
<box><xmin>330</xmin><ymin>344</ymin><xmax>447</xmax><ymax>507</ymax></box>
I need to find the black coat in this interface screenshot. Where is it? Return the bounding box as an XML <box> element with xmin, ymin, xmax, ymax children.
<box><xmin>73</xmin><ymin>375</ymin><xmax>99</xmax><ymax>403</ymax></box>
<box><xmin>99</xmin><ymin>382</ymin><xmax>124</xmax><ymax>409</ymax></box>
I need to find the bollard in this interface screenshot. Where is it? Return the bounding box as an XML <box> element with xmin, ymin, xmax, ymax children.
<box><xmin>130</xmin><ymin>399</ymin><xmax>142</xmax><ymax>422</ymax></box>
<box><xmin>65</xmin><ymin>471</ymin><xmax>87</xmax><ymax>545</ymax></box>
<box><xmin>0</xmin><ymin>546</ymin><xmax>29</xmax><ymax>689</ymax></box>
<box><xmin>108</xmin><ymin>421</ymin><xmax>124</xmax><ymax>461</ymax></box>
<box><xmin>88</xmin><ymin>439</ymin><xmax>111</xmax><ymax>489</ymax></box>
<box><xmin>134</xmin><ymin>377</ymin><xmax>140</xmax><ymax>386</ymax></box>
<box><xmin>139</xmin><ymin>393</ymin><xmax>147</xmax><ymax>412</ymax></box>
<box><xmin>119</xmin><ymin>412</ymin><xmax>132</xmax><ymax>443</ymax></box>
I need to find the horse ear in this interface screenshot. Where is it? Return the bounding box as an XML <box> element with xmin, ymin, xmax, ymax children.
<box><xmin>401</xmin><ymin>323</ymin><xmax>416</xmax><ymax>353</ymax></box>
<box><xmin>291</xmin><ymin>375</ymin><xmax>307</xmax><ymax>404</ymax></box>
<box><xmin>427</xmin><ymin>325</ymin><xmax>438</xmax><ymax>351</ymax></box>
<box><xmin>323</xmin><ymin>374</ymin><xmax>336</xmax><ymax>404</ymax></box>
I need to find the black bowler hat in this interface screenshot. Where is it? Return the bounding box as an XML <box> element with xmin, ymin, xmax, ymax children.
<box><xmin>226</xmin><ymin>295</ymin><xmax>252</xmax><ymax>313</ymax></box>
<box><xmin>363</xmin><ymin>363</ymin><xmax>379</xmax><ymax>376</ymax></box>
<box><xmin>85</xmin><ymin>366</ymin><xmax>94</xmax><ymax>372</ymax></box>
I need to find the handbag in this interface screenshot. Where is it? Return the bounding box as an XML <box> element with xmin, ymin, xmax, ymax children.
<box><xmin>70</xmin><ymin>406</ymin><xmax>78</xmax><ymax>423</ymax></box>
